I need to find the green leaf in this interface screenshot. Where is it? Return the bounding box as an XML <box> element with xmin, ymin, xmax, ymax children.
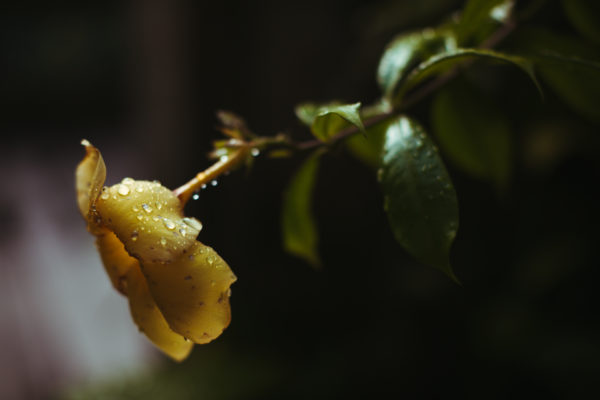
<box><xmin>562</xmin><ymin>0</ymin><xmax>600</xmax><ymax>44</ymax></box>
<box><xmin>282</xmin><ymin>150</ymin><xmax>323</xmax><ymax>267</ymax></box>
<box><xmin>379</xmin><ymin>116</ymin><xmax>459</xmax><ymax>281</ymax></box>
<box><xmin>346</xmin><ymin>119</ymin><xmax>390</xmax><ymax>168</ymax></box>
<box><xmin>513</xmin><ymin>28</ymin><xmax>600</xmax><ymax>124</ymax></box>
<box><xmin>457</xmin><ymin>0</ymin><xmax>514</xmax><ymax>45</ymax></box>
<box><xmin>377</xmin><ymin>29</ymin><xmax>457</xmax><ymax>97</ymax></box>
<box><xmin>397</xmin><ymin>48</ymin><xmax>542</xmax><ymax>101</ymax></box>
<box><xmin>345</xmin><ymin>100</ymin><xmax>393</xmax><ymax>168</ymax></box>
<box><xmin>431</xmin><ymin>79</ymin><xmax>512</xmax><ymax>189</ymax></box>
<box><xmin>295</xmin><ymin>102</ymin><xmax>366</xmax><ymax>141</ymax></box>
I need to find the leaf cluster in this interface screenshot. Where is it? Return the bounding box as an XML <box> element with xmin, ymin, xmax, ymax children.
<box><xmin>214</xmin><ymin>0</ymin><xmax>600</xmax><ymax>281</ymax></box>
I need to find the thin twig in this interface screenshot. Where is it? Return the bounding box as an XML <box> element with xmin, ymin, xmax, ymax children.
<box><xmin>291</xmin><ymin>18</ymin><xmax>518</xmax><ymax>151</ymax></box>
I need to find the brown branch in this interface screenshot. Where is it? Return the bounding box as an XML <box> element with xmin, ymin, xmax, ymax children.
<box><xmin>290</xmin><ymin>18</ymin><xmax>518</xmax><ymax>151</ymax></box>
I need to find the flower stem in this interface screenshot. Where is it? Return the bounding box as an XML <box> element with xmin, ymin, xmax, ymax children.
<box><xmin>174</xmin><ymin>147</ymin><xmax>249</xmax><ymax>206</ymax></box>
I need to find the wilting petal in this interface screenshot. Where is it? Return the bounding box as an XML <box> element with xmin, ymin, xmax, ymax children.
<box><xmin>96</xmin><ymin>228</ymin><xmax>138</xmax><ymax>295</ymax></box>
<box><xmin>95</xmin><ymin>180</ymin><xmax>201</xmax><ymax>264</ymax></box>
<box><xmin>126</xmin><ymin>264</ymin><xmax>193</xmax><ymax>362</ymax></box>
<box><xmin>75</xmin><ymin>140</ymin><xmax>106</xmax><ymax>218</ymax></box>
<box><xmin>96</xmin><ymin>227</ymin><xmax>193</xmax><ymax>360</ymax></box>
<box><xmin>141</xmin><ymin>242</ymin><xmax>237</xmax><ymax>344</ymax></box>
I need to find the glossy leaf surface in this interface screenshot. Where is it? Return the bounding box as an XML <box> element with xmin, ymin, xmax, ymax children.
<box><xmin>295</xmin><ymin>102</ymin><xmax>365</xmax><ymax>141</ymax></box>
<box><xmin>398</xmin><ymin>48</ymin><xmax>542</xmax><ymax>100</ymax></box>
<box><xmin>377</xmin><ymin>29</ymin><xmax>456</xmax><ymax>97</ymax></box>
<box><xmin>457</xmin><ymin>0</ymin><xmax>514</xmax><ymax>44</ymax></box>
<box><xmin>379</xmin><ymin>116</ymin><xmax>459</xmax><ymax>280</ymax></box>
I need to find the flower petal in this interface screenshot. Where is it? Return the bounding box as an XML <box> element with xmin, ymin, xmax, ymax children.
<box><xmin>96</xmin><ymin>227</ymin><xmax>193</xmax><ymax>361</ymax></box>
<box><xmin>96</xmin><ymin>228</ymin><xmax>138</xmax><ymax>295</ymax></box>
<box><xmin>95</xmin><ymin>180</ymin><xmax>201</xmax><ymax>264</ymax></box>
<box><xmin>75</xmin><ymin>140</ymin><xmax>106</xmax><ymax>218</ymax></box>
<box><xmin>141</xmin><ymin>242</ymin><xmax>237</xmax><ymax>344</ymax></box>
<box><xmin>126</xmin><ymin>263</ymin><xmax>194</xmax><ymax>362</ymax></box>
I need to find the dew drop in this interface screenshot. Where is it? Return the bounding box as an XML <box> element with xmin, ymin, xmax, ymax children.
<box><xmin>142</xmin><ymin>203</ymin><xmax>153</xmax><ymax>213</ymax></box>
<box><xmin>100</xmin><ymin>191</ymin><xmax>110</xmax><ymax>200</ymax></box>
<box><xmin>219</xmin><ymin>155</ymin><xmax>229</xmax><ymax>162</ymax></box>
<box><xmin>152</xmin><ymin>216</ymin><xmax>160</xmax><ymax>222</ymax></box>
<box><xmin>122</xmin><ymin>177</ymin><xmax>135</xmax><ymax>184</ymax></box>
<box><xmin>206</xmin><ymin>255</ymin><xmax>216</xmax><ymax>265</ymax></box>
<box><xmin>183</xmin><ymin>217</ymin><xmax>203</xmax><ymax>232</ymax></box>
<box><xmin>117</xmin><ymin>184</ymin><xmax>130</xmax><ymax>196</ymax></box>
<box><xmin>160</xmin><ymin>237</ymin><xmax>167</xmax><ymax>246</ymax></box>
<box><xmin>135</xmin><ymin>186</ymin><xmax>144</xmax><ymax>193</ymax></box>
<box><xmin>192</xmin><ymin>193</ymin><xmax>200</xmax><ymax>201</ymax></box>
<box><xmin>251</xmin><ymin>148</ymin><xmax>260</xmax><ymax>157</ymax></box>
<box><xmin>131</xmin><ymin>230</ymin><xmax>139</xmax><ymax>242</ymax></box>
<box><xmin>201</xmin><ymin>184</ymin><xmax>207</xmax><ymax>190</ymax></box>
<box><xmin>211</xmin><ymin>180</ymin><xmax>218</xmax><ymax>187</ymax></box>
<box><xmin>155</xmin><ymin>202</ymin><xmax>162</xmax><ymax>210</ymax></box>
<box><xmin>162</xmin><ymin>218</ymin><xmax>175</xmax><ymax>230</ymax></box>
<box><xmin>132</xmin><ymin>206</ymin><xmax>139</xmax><ymax>212</ymax></box>
<box><xmin>136</xmin><ymin>214</ymin><xmax>144</xmax><ymax>221</ymax></box>
<box><xmin>179</xmin><ymin>228</ymin><xmax>187</xmax><ymax>237</ymax></box>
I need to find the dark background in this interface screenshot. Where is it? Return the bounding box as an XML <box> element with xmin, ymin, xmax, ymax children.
<box><xmin>1</xmin><ymin>0</ymin><xmax>599</xmax><ymax>399</ymax></box>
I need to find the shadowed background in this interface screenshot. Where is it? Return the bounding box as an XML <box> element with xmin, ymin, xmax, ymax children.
<box><xmin>1</xmin><ymin>0</ymin><xmax>600</xmax><ymax>399</ymax></box>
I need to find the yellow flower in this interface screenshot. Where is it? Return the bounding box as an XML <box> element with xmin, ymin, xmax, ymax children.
<box><xmin>75</xmin><ymin>140</ymin><xmax>236</xmax><ymax>361</ymax></box>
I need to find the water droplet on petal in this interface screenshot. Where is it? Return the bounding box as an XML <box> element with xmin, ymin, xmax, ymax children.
<box><xmin>100</xmin><ymin>191</ymin><xmax>110</xmax><ymax>200</ymax></box>
<box><xmin>219</xmin><ymin>155</ymin><xmax>229</xmax><ymax>162</ymax></box>
<box><xmin>122</xmin><ymin>177</ymin><xmax>135</xmax><ymax>184</ymax></box>
<box><xmin>211</xmin><ymin>180</ymin><xmax>218</xmax><ymax>187</ymax></box>
<box><xmin>117</xmin><ymin>184</ymin><xmax>130</xmax><ymax>196</ymax></box>
<box><xmin>206</xmin><ymin>255</ymin><xmax>216</xmax><ymax>265</ymax></box>
<box><xmin>155</xmin><ymin>202</ymin><xmax>162</xmax><ymax>210</ymax></box>
<box><xmin>162</xmin><ymin>218</ymin><xmax>175</xmax><ymax>230</ymax></box>
<box><xmin>160</xmin><ymin>237</ymin><xmax>167</xmax><ymax>246</ymax></box>
<box><xmin>192</xmin><ymin>193</ymin><xmax>200</xmax><ymax>200</ymax></box>
<box><xmin>136</xmin><ymin>215</ymin><xmax>144</xmax><ymax>221</ymax></box>
<box><xmin>183</xmin><ymin>217</ymin><xmax>203</xmax><ymax>232</ymax></box>
<box><xmin>142</xmin><ymin>203</ymin><xmax>153</xmax><ymax>213</ymax></box>
<box><xmin>131</xmin><ymin>231</ymin><xmax>139</xmax><ymax>241</ymax></box>
<box><xmin>136</xmin><ymin>186</ymin><xmax>144</xmax><ymax>193</ymax></box>
<box><xmin>132</xmin><ymin>206</ymin><xmax>139</xmax><ymax>212</ymax></box>
<box><xmin>179</xmin><ymin>228</ymin><xmax>187</xmax><ymax>237</ymax></box>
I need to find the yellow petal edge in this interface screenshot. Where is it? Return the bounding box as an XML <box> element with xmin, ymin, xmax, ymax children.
<box><xmin>75</xmin><ymin>140</ymin><xmax>236</xmax><ymax>361</ymax></box>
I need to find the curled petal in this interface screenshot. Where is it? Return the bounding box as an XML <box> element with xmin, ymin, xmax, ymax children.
<box><xmin>75</xmin><ymin>140</ymin><xmax>106</xmax><ymax>219</ymax></box>
<box><xmin>96</xmin><ymin>227</ymin><xmax>193</xmax><ymax>360</ymax></box>
<box><xmin>141</xmin><ymin>242</ymin><xmax>236</xmax><ymax>344</ymax></box>
<box><xmin>126</xmin><ymin>264</ymin><xmax>193</xmax><ymax>362</ymax></box>
<box><xmin>96</xmin><ymin>228</ymin><xmax>138</xmax><ymax>295</ymax></box>
<box><xmin>95</xmin><ymin>180</ymin><xmax>201</xmax><ymax>264</ymax></box>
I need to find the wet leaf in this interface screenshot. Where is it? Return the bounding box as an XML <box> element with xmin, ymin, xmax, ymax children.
<box><xmin>377</xmin><ymin>28</ymin><xmax>457</xmax><ymax>97</ymax></box>
<box><xmin>295</xmin><ymin>102</ymin><xmax>365</xmax><ymax>141</ymax></box>
<box><xmin>379</xmin><ymin>116</ymin><xmax>459</xmax><ymax>281</ymax></box>
<box><xmin>513</xmin><ymin>28</ymin><xmax>600</xmax><ymax>124</ymax></box>
<box><xmin>457</xmin><ymin>0</ymin><xmax>514</xmax><ymax>45</ymax></box>
<box><xmin>397</xmin><ymin>48</ymin><xmax>542</xmax><ymax>100</ymax></box>
<box><xmin>431</xmin><ymin>79</ymin><xmax>512</xmax><ymax>189</ymax></box>
<box><xmin>282</xmin><ymin>150</ymin><xmax>323</xmax><ymax>267</ymax></box>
